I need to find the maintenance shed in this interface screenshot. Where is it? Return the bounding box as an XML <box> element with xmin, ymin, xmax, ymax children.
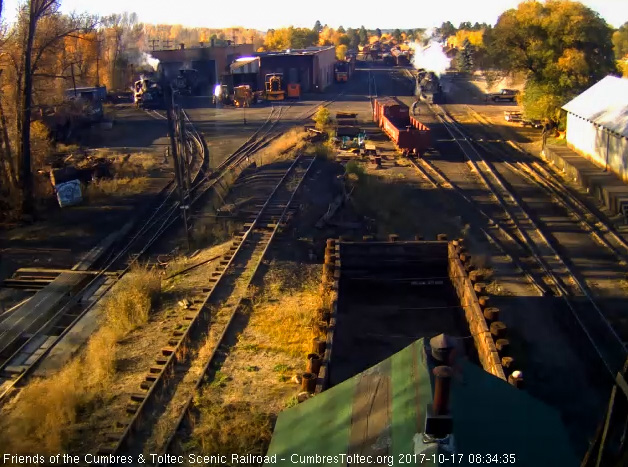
<box><xmin>265</xmin><ymin>338</ymin><xmax>579</xmax><ymax>467</ymax></box>
<box><xmin>152</xmin><ymin>42</ymin><xmax>254</xmax><ymax>93</ymax></box>
<box><xmin>256</xmin><ymin>46</ymin><xmax>336</xmax><ymax>93</ymax></box>
<box><xmin>562</xmin><ymin>76</ymin><xmax>628</xmax><ymax>181</ymax></box>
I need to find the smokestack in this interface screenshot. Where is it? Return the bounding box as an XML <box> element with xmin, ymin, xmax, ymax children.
<box><xmin>430</xmin><ymin>334</ymin><xmax>455</xmax><ymax>364</ymax></box>
<box><xmin>423</xmin><ymin>364</ymin><xmax>454</xmax><ymax>440</ymax></box>
<box><xmin>179</xmin><ymin>43</ymin><xmax>185</xmax><ymax>50</ymax></box>
<box><xmin>432</xmin><ymin>366</ymin><xmax>452</xmax><ymax>415</ymax></box>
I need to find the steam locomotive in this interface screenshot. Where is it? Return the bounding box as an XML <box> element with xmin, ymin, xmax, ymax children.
<box><xmin>415</xmin><ymin>70</ymin><xmax>445</xmax><ymax>104</ymax></box>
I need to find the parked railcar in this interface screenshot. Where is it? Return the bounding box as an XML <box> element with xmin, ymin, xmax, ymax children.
<box><xmin>373</xmin><ymin>97</ymin><xmax>431</xmax><ymax>156</ymax></box>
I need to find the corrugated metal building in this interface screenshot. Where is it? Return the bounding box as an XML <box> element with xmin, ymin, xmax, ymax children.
<box><xmin>562</xmin><ymin>76</ymin><xmax>628</xmax><ymax>181</ymax></box>
<box><xmin>255</xmin><ymin>46</ymin><xmax>336</xmax><ymax>93</ymax></box>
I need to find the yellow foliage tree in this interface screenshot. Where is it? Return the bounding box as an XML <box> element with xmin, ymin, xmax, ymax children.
<box><xmin>336</xmin><ymin>44</ymin><xmax>348</xmax><ymax>60</ymax></box>
<box><xmin>450</xmin><ymin>29</ymin><xmax>484</xmax><ymax>49</ymax></box>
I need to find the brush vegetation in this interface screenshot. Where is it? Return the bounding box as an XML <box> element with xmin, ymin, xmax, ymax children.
<box><xmin>0</xmin><ymin>266</ymin><xmax>160</xmax><ymax>454</ymax></box>
<box><xmin>191</xmin><ymin>217</ymin><xmax>242</xmax><ymax>249</ymax></box>
<box><xmin>259</xmin><ymin>129</ymin><xmax>309</xmax><ymax>165</ymax></box>
<box><xmin>184</xmin><ymin>402</ymin><xmax>273</xmax><ymax>462</ymax></box>
<box><xmin>185</xmin><ymin>263</ymin><xmax>328</xmax><ymax>459</ymax></box>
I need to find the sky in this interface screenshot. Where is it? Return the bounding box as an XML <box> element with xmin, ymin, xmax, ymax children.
<box><xmin>1</xmin><ymin>0</ymin><xmax>628</xmax><ymax>30</ymax></box>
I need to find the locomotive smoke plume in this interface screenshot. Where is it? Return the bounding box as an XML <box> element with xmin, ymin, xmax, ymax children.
<box><xmin>142</xmin><ymin>52</ymin><xmax>160</xmax><ymax>71</ymax></box>
<box><xmin>409</xmin><ymin>41</ymin><xmax>451</xmax><ymax>76</ymax></box>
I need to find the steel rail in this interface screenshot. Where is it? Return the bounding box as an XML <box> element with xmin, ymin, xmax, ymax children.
<box><xmin>96</xmin><ymin>155</ymin><xmax>315</xmax><ymax>456</ymax></box>
<box><xmin>462</xmin><ymin>105</ymin><xmax>628</xmax><ymax>263</ymax></box>
<box><xmin>0</xmin><ymin>112</ymin><xmax>208</xmax><ymax>403</ymax></box>
<box><xmin>408</xmin><ymin>156</ymin><xmax>549</xmax><ymax>296</ymax></box>
<box><xmin>432</xmin><ymin>103</ymin><xmax>628</xmax><ymax>393</ymax></box>
<box><xmin>155</xmin><ymin>155</ymin><xmax>317</xmax><ymax>463</ymax></box>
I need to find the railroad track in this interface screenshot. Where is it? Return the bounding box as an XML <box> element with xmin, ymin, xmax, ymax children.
<box><xmin>0</xmin><ymin>110</ymin><xmax>209</xmax><ymax>404</ymax></box>
<box><xmin>96</xmin><ymin>154</ymin><xmax>317</xmax><ymax>458</ymax></box>
<box><xmin>424</xmin><ymin>102</ymin><xmax>628</xmax><ymax>392</ymax></box>
<box><xmin>0</xmin><ymin>95</ymin><xmax>338</xmax><ymax>404</ymax></box>
<box><xmin>408</xmin><ymin>156</ymin><xmax>551</xmax><ymax>296</ymax></box>
<box><xmin>461</xmin><ymin>106</ymin><xmax>628</xmax><ymax>266</ymax></box>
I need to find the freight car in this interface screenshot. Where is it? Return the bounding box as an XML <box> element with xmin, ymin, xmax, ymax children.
<box><xmin>415</xmin><ymin>71</ymin><xmax>445</xmax><ymax>104</ymax></box>
<box><xmin>373</xmin><ymin>97</ymin><xmax>431</xmax><ymax>156</ymax></box>
<box><xmin>391</xmin><ymin>48</ymin><xmax>410</xmax><ymax>66</ymax></box>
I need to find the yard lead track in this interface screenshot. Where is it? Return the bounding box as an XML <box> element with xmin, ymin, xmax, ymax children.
<box><xmin>408</xmin><ymin>156</ymin><xmax>550</xmax><ymax>296</ymax></box>
<box><xmin>463</xmin><ymin>106</ymin><xmax>628</xmax><ymax>266</ymax></box>
<box><xmin>96</xmin><ymin>154</ymin><xmax>316</xmax><ymax>457</ymax></box>
<box><xmin>428</xmin><ymin>102</ymin><xmax>628</xmax><ymax>394</ymax></box>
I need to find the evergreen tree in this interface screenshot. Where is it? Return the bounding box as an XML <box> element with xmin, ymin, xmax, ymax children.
<box><xmin>457</xmin><ymin>38</ymin><xmax>474</xmax><ymax>72</ymax></box>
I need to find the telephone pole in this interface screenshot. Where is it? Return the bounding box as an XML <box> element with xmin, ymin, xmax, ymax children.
<box><xmin>149</xmin><ymin>39</ymin><xmax>159</xmax><ymax>51</ymax></box>
<box><xmin>163</xmin><ymin>81</ymin><xmax>191</xmax><ymax>251</ymax></box>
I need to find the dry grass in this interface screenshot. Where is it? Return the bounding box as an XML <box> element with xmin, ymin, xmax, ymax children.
<box><xmin>248</xmin><ymin>264</ymin><xmax>327</xmax><ymax>357</ymax></box>
<box><xmin>312</xmin><ymin>141</ymin><xmax>336</xmax><ymax>161</ymax></box>
<box><xmin>184</xmin><ymin>402</ymin><xmax>273</xmax><ymax>461</ymax></box>
<box><xmin>85</xmin><ymin>177</ymin><xmax>150</xmax><ymax>201</ymax></box>
<box><xmin>346</xmin><ymin>162</ymin><xmax>416</xmax><ymax>235</ymax></box>
<box><xmin>191</xmin><ymin>217</ymin><xmax>242</xmax><ymax>249</ymax></box>
<box><xmin>184</xmin><ymin>263</ymin><xmax>325</xmax><ymax>460</ymax></box>
<box><xmin>104</xmin><ymin>265</ymin><xmax>161</xmax><ymax>336</ymax></box>
<box><xmin>259</xmin><ymin>129</ymin><xmax>309</xmax><ymax>166</ymax></box>
<box><xmin>0</xmin><ymin>267</ymin><xmax>161</xmax><ymax>454</ymax></box>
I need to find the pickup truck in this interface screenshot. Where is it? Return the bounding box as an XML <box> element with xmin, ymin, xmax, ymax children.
<box><xmin>520</xmin><ymin>119</ymin><xmax>543</xmax><ymax>129</ymax></box>
<box><xmin>486</xmin><ymin>89</ymin><xmax>519</xmax><ymax>102</ymax></box>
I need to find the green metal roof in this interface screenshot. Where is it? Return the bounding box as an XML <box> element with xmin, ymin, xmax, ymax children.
<box><xmin>265</xmin><ymin>339</ymin><xmax>578</xmax><ymax>467</ymax></box>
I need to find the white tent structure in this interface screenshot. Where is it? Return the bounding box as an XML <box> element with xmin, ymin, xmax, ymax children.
<box><xmin>562</xmin><ymin>76</ymin><xmax>628</xmax><ymax>180</ymax></box>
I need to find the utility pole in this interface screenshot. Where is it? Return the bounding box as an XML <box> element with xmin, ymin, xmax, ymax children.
<box><xmin>178</xmin><ymin>106</ymin><xmax>192</xmax><ymax>194</ymax></box>
<box><xmin>149</xmin><ymin>39</ymin><xmax>159</xmax><ymax>51</ymax></box>
<box><xmin>163</xmin><ymin>39</ymin><xmax>172</xmax><ymax>50</ymax></box>
<box><xmin>163</xmin><ymin>81</ymin><xmax>191</xmax><ymax>251</ymax></box>
<box><xmin>70</xmin><ymin>63</ymin><xmax>77</xmax><ymax>96</ymax></box>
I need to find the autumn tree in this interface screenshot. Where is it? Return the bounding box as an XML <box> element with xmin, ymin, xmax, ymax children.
<box><xmin>613</xmin><ymin>22</ymin><xmax>628</xmax><ymax>58</ymax></box>
<box><xmin>485</xmin><ymin>0</ymin><xmax>618</xmax><ymax>122</ymax></box>
<box><xmin>313</xmin><ymin>20</ymin><xmax>322</xmax><ymax>34</ymax></box>
<box><xmin>393</xmin><ymin>28</ymin><xmax>402</xmax><ymax>42</ymax></box>
<box><xmin>7</xmin><ymin>1</ymin><xmax>94</xmax><ymax>215</ymax></box>
<box><xmin>336</xmin><ymin>44</ymin><xmax>348</xmax><ymax>60</ymax></box>
<box><xmin>359</xmin><ymin>26</ymin><xmax>368</xmax><ymax>45</ymax></box>
<box><xmin>264</xmin><ymin>27</ymin><xmax>318</xmax><ymax>51</ymax></box>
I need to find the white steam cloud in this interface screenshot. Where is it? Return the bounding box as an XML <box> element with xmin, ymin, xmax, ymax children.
<box><xmin>409</xmin><ymin>41</ymin><xmax>451</xmax><ymax>76</ymax></box>
<box><xmin>142</xmin><ymin>52</ymin><xmax>160</xmax><ymax>71</ymax></box>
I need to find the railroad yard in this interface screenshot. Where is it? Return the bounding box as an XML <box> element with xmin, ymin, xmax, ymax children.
<box><xmin>2</xmin><ymin>19</ymin><xmax>628</xmax><ymax>467</ymax></box>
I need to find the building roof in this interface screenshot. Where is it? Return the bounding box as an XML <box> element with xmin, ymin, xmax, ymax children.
<box><xmin>562</xmin><ymin>76</ymin><xmax>628</xmax><ymax>138</ymax></box>
<box><xmin>255</xmin><ymin>46</ymin><xmax>335</xmax><ymax>58</ymax></box>
<box><xmin>265</xmin><ymin>338</ymin><xmax>579</xmax><ymax>467</ymax></box>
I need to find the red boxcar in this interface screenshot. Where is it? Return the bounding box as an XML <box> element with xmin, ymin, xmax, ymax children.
<box><xmin>372</xmin><ymin>97</ymin><xmax>431</xmax><ymax>155</ymax></box>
